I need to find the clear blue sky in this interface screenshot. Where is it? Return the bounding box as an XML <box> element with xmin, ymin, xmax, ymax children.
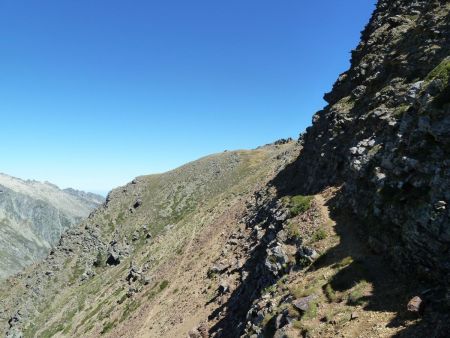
<box><xmin>0</xmin><ymin>0</ymin><xmax>376</xmax><ymax>195</ymax></box>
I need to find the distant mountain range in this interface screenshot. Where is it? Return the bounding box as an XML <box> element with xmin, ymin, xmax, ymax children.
<box><xmin>0</xmin><ymin>173</ymin><xmax>104</xmax><ymax>279</ymax></box>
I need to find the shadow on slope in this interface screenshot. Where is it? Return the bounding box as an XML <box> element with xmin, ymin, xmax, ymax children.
<box><xmin>208</xmin><ymin>151</ymin><xmax>448</xmax><ymax>337</ymax></box>
<box><xmin>272</xmin><ymin>158</ymin><xmax>449</xmax><ymax>337</ymax></box>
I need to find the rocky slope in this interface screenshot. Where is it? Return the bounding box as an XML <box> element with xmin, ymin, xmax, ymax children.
<box><xmin>277</xmin><ymin>0</ymin><xmax>450</xmax><ymax>323</ymax></box>
<box><xmin>0</xmin><ymin>142</ymin><xmax>300</xmax><ymax>337</ymax></box>
<box><xmin>1</xmin><ymin>0</ymin><xmax>449</xmax><ymax>337</ymax></box>
<box><xmin>0</xmin><ymin>173</ymin><xmax>104</xmax><ymax>279</ymax></box>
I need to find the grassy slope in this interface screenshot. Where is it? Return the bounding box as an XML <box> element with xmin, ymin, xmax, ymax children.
<box><xmin>0</xmin><ymin>143</ymin><xmax>298</xmax><ymax>337</ymax></box>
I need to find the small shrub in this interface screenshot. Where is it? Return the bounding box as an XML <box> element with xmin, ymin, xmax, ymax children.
<box><xmin>311</xmin><ymin>228</ymin><xmax>327</xmax><ymax>242</ymax></box>
<box><xmin>334</xmin><ymin>256</ymin><xmax>354</xmax><ymax>269</ymax></box>
<box><xmin>289</xmin><ymin>195</ymin><xmax>314</xmax><ymax>217</ymax></box>
<box><xmin>347</xmin><ymin>280</ymin><xmax>370</xmax><ymax>306</ymax></box>
<box><xmin>117</xmin><ymin>293</ymin><xmax>127</xmax><ymax>305</ymax></box>
<box><xmin>101</xmin><ymin>321</ymin><xmax>116</xmax><ymax>335</ymax></box>
<box><xmin>93</xmin><ymin>251</ymin><xmax>106</xmax><ymax>268</ymax></box>
<box><xmin>426</xmin><ymin>58</ymin><xmax>450</xmax><ymax>83</ymax></box>
<box><xmin>159</xmin><ymin>280</ymin><xmax>169</xmax><ymax>291</ymax></box>
<box><xmin>324</xmin><ymin>283</ymin><xmax>340</xmax><ymax>302</ymax></box>
<box><xmin>286</xmin><ymin>221</ymin><xmax>302</xmax><ymax>239</ymax></box>
<box><xmin>292</xmin><ymin>319</ymin><xmax>303</xmax><ymax>330</ymax></box>
<box><xmin>262</xmin><ymin>284</ymin><xmax>277</xmax><ymax>295</ymax></box>
<box><xmin>302</xmin><ymin>300</ymin><xmax>318</xmax><ymax>320</ymax></box>
<box><xmin>286</xmin><ymin>304</ymin><xmax>301</xmax><ymax>319</ymax></box>
<box><xmin>393</xmin><ymin>104</ymin><xmax>410</xmax><ymax>116</ymax></box>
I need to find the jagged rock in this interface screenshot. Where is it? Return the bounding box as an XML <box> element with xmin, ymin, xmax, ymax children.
<box><xmin>297</xmin><ymin>246</ymin><xmax>319</xmax><ymax>263</ymax></box>
<box><xmin>133</xmin><ymin>198</ymin><xmax>142</xmax><ymax>208</ymax></box>
<box><xmin>218</xmin><ymin>281</ymin><xmax>229</xmax><ymax>294</ymax></box>
<box><xmin>208</xmin><ymin>263</ymin><xmax>228</xmax><ymax>277</ymax></box>
<box><xmin>106</xmin><ymin>249</ymin><xmax>121</xmax><ymax>266</ymax></box>
<box><xmin>187</xmin><ymin>328</ymin><xmax>202</xmax><ymax>338</ymax></box>
<box><xmin>292</xmin><ymin>295</ymin><xmax>317</xmax><ymax>312</ymax></box>
<box><xmin>275</xmin><ymin>309</ymin><xmax>292</xmax><ymax>330</ymax></box>
<box><xmin>350</xmin><ymin>312</ymin><xmax>359</xmax><ymax>320</ymax></box>
<box><xmin>407</xmin><ymin>296</ymin><xmax>423</xmax><ymax>314</ymax></box>
<box><xmin>5</xmin><ymin>329</ymin><xmax>23</xmax><ymax>338</ymax></box>
<box><xmin>132</xmin><ymin>231</ymin><xmax>140</xmax><ymax>241</ymax></box>
<box><xmin>80</xmin><ymin>269</ymin><xmax>95</xmax><ymax>281</ymax></box>
<box><xmin>265</xmin><ymin>244</ymin><xmax>289</xmax><ymax>275</ymax></box>
<box><xmin>126</xmin><ymin>263</ymin><xmax>141</xmax><ymax>283</ymax></box>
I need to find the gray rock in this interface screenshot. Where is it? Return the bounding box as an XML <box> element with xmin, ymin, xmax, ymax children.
<box><xmin>293</xmin><ymin>295</ymin><xmax>317</xmax><ymax>312</ymax></box>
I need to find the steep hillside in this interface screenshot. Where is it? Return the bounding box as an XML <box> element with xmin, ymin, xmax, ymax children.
<box><xmin>0</xmin><ymin>142</ymin><xmax>299</xmax><ymax>337</ymax></box>
<box><xmin>271</xmin><ymin>0</ymin><xmax>450</xmax><ymax>335</ymax></box>
<box><xmin>1</xmin><ymin>0</ymin><xmax>449</xmax><ymax>337</ymax></box>
<box><xmin>0</xmin><ymin>173</ymin><xmax>104</xmax><ymax>279</ymax></box>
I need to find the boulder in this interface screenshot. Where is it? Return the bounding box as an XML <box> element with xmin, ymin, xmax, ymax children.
<box><xmin>292</xmin><ymin>295</ymin><xmax>317</xmax><ymax>312</ymax></box>
<box><xmin>407</xmin><ymin>296</ymin><xmax>423</xmax><ymax>314</ymax></box>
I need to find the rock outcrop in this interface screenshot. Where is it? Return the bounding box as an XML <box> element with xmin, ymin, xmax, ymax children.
<box><xmin>277</xmin><ymin>0</ymin><xmax>450</xmax><ymax>307</ymax></box>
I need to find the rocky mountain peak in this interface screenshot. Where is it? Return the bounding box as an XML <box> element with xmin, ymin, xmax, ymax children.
<box><xmin>0</xmin><ymin>174</ymin><xmax>104</xmax><ymax>279</ymax></box>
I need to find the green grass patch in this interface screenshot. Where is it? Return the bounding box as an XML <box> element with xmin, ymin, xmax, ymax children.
<box><xmin>285</xmin><ymin>195</ymin><xmax>314</xmax><ymax>217</ymax></box>
<box><xmin>426</xmin><ymin>58</ymin><xmax>450</xmax><ymax>84</ymax></box>
<box><xmin>40</xmin><ymin>323</ymin><xmax>65</xmax><ymax>338</ymax></box>
<box><xmin>286</xmin><ymin>221</ymin><xmax>302</xmax><ymax>239</ymax></box>
<box><xmin>302</xmin><ymin>300</ymin><xmax>318</xmax><ymax>320</ymax></box>
<box><xmin>120</xmin><ymin>300</ymin><xmax>140</xmax><ymax>322</ymax></box>
<box><xmin>334</xmin><ymin>256</ymin><xmax>354</xmax><ymax>269</ymax></box>
<box><xmin>159</xmin><ymin>280</ymin><xmax>169</xmax><ymax>291</ymax></box>
<box><xmin>347</xmin><ymin>280</ymin><xmax>370</xmax><ymax>306</ymax></box>
<box><xmin>311</xmin><ymin>227</ymin><xmax>327</xmax><ymax>242</ymax></box>
<box><xmin>101</xmin><ymin>320</ymin><xmax>117</xmax><ymax>335</ymax></box>
<box><xmin>324</xmin><ymin>283</ymin><xmax>340</xmax><ymax>303</ymax></box>
<box><xmin>393</xmin><ymin>104</ymin><xmax>410</xmax><ymax>116</ymax></box>
<box><xmin>94</xmin><ymin>251</ymin><xmax>106</xmax><ymax>268</ymax></box>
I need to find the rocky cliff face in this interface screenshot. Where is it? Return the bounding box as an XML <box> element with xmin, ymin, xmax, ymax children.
<box><xmin>281</xmin><ymin>0</ymin><xmax>449</xmax><ymax>300</ymax></box>
<box><xmin>0</xmin><ymin>173</ymin><xmax>104</xmax><ymax>279</ymax></box>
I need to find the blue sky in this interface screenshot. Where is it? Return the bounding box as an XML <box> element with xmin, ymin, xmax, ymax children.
<box><xmin>0</xmin><ymin>0</ymin><xmax>376</xmax><ymax>195</ymax></box>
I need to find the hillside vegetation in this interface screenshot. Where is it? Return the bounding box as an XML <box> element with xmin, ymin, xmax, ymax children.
<box><xmin>0</xmin><ymin>143</ymin><xmax>300</xmax><ymax>337</ymax></box>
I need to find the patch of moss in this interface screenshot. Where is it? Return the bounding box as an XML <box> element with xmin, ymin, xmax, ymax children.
<box><xmin>426</xmin><ymin>58</ymin><xmax>450</xmax><ymax>84</ymax></box>
<box><xmin>367</xmin><ymin>144</ymin><xmax>383</xmax><ymax>157</ymax></box>
<box><xmin>289</xmin><ymin>283</ymin><xmax>319</xmax><ymax>299</ymax></box>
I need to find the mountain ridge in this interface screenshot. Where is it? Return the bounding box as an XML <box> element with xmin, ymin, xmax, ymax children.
<box><xmin>1</xmin><ymin>0</ymin><xmax>449</xmax><ymax>337</ymax></box>
<box><xmin>0</xmin><ymin>173</ymin><xmax>104</xmax><ymax>280</ymax></box>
